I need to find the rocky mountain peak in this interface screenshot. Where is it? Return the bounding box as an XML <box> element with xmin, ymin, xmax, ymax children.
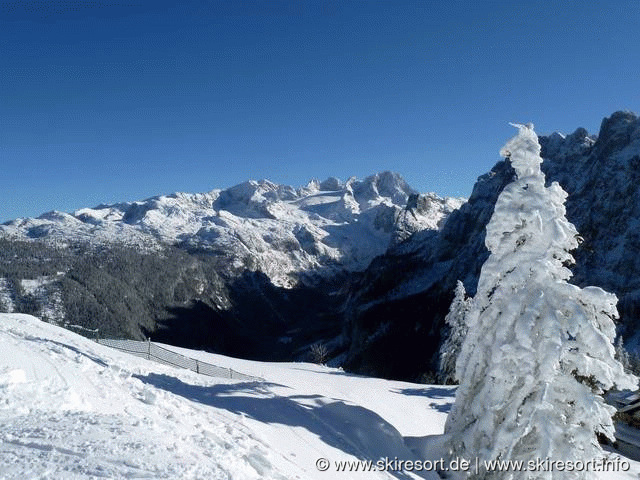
<box><xmin>539</xmin><ymin>127</ymin><xmax>595</xmax><ymax>162</ymax></box>
<box><xmin>318</xmin><ymin>177</ymin><xmax>343</xmax><ymax>191</ymax></box>
<box><xmin>340</xmin><ymin>171</ymin><xmax>414</xmax><ymax>214</ymax></box>
<box><xmin>593</xmin><ymin>110</ymin><xmax>640</xmax><ymax>159</ymax></box>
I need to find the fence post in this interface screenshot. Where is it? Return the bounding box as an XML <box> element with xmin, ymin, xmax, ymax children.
<box><xmin>196</xmin><ymin>360</ymin><xmax>199</xmax><ymax>374</ymax></box>
<box><xmin>147</xmin><ymin>337</ymin><xmax>151</xmax><ymax>360</ymax></box>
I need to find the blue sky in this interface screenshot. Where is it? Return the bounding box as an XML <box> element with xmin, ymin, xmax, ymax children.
<box><xmin>2</xmin><ymin>0</ymin><xmax>639</xmax><ymax>222</ymax></box>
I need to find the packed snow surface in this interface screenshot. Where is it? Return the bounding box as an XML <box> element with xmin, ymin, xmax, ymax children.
<box><xmin>1</xmin><ymin>314</ymin><xmax>637</xmax><ymax>479</ymax></box>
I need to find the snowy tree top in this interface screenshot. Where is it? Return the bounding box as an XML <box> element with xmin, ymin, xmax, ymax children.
<box><xmin>499</xmin><ymin>123</ymin><xmax>542</xmax><ymax>178</ymax></box>
<box><xmin>485</xmin><ymin>124</ymin><xmax>577</xmax><ymax>261</ymax></box>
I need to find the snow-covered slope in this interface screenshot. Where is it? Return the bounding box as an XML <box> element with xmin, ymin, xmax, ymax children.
<box><xmin>1</xmin><ymin>172</ymin><xmax>463</xmax><ymax>287</ymax></box>
<box><xmin>1</xmin><ymin>313</ymin><xmax>636</xmax><ymax>479</ymax></box>
<box><xmin>0</xmin><ymin>313</ymin><xmax>447</xmax><ymax>479</ymax></box>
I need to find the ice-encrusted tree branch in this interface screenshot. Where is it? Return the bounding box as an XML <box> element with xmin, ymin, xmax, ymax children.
<box><xmin>443</xmin><ymin>123</ymin><xmax>637</xmax><ymax>479</ymax></box>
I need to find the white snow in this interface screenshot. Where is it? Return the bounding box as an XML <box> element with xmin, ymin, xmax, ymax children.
<box><xmin>0</xmin><ymin>313</ymin><xmax>446</xmax><ymax>479</ymax></box>
<box><xmin>20</xmin><ymin>275</ymin><xmax>60</xmax><ymax>295</ymax></box>
<box><xmin>1</xmin><ymin>313</ymin><xmax>637</xmax><ymax>479</ymax></box>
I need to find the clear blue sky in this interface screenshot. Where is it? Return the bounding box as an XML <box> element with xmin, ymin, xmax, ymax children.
<box><xmin>2</xmin><ymin>0</ymin><xmax>639</xmax><ymax>222</ymax></box>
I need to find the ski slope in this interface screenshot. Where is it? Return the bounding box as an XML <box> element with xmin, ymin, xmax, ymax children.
<box><xmin>1</xmin><ymin>313</ymin><xmax>637</xmax><ymax>479</ymax></box>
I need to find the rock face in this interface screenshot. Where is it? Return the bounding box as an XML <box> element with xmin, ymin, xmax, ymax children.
<box><xmin>342</xmin><ymin>111</ymin><xmax>640</xmax><ymax>381</ymax></box>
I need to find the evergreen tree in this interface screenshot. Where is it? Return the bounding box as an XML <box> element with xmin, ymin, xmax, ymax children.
<box><xmin>439</xmin><ymin>280</ymin><xmax>470</xmax><ymax>385</ymax></box>
<box><xmin>614</xmin><ymin>336</ymin><xmax>631</xmax><ymax>374</ymax></box>
<box><xmin>444</xmin><ymin>124</ymin><xmax>637</xmax><ymax>479</ymax></box>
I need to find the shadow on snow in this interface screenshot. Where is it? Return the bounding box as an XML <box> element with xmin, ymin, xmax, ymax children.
<box><xmin>134</xmin><ymin>373</ymin><xmax>434</xmax><ymax>480</ymax></box>
<box><xmin>392</xmin><ymin>387</ymin><xmax>455</xmax><ymax>414</ymax></box>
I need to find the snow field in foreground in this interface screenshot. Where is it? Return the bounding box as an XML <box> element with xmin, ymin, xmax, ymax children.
<box><xmin>1</xmin><ymin>313</ymin><xmax>638</xmax><ymax>479</ymax></box>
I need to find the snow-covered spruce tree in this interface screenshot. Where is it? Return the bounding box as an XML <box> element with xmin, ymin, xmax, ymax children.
<box><xmin>443</xmin><ymin>124</ymin><xmax>637</xmax><ymax>479</ymax></box>
<box><xmin>614</xmin><ymin>336</ymin><xmax>631</xmax><ymax>374</ymax></box>
<box><xmin>439</xmin><ymin>280</ymin><xmax>471</xmax><ymax>385</ymax></box>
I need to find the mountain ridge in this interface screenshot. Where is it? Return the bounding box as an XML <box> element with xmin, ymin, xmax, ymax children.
<box><xmin>1</xmin><ymin>171</ymin><xmax>464</xmax><ymax>288</ymax></box>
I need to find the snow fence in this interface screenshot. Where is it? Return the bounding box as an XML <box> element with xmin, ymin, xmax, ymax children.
<box><xmin>96</xmin><ymin>338</ymin><xmax>263</xmax><ymax>382</ymax></box>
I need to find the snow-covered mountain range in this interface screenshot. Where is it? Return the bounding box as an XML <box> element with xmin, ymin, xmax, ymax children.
<box><xmin>1</xmin><ymin>171</ymin><xmax>463</xmax><ymax>288</ymax></box>
<box><xmin>0</xmin><ymin>171</ymin><xmax>463</xmax><ymax>364</ymax></box>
